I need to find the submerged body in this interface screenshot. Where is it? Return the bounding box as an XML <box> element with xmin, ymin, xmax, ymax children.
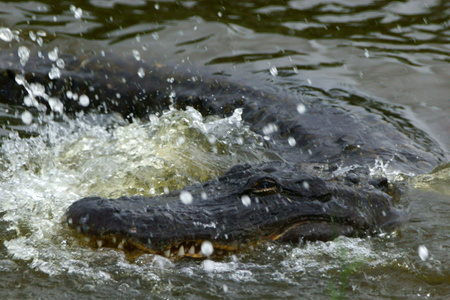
<box><xmin>0</xmin><ymin>49</ymin><xmax>444</xmax><ymax>258</ymax></box>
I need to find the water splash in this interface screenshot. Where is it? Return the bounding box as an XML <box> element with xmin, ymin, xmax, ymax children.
<box><xmin>0</xmin><ymin>105</ymin><xmax>270</xmax><ymax>277</ymax></box>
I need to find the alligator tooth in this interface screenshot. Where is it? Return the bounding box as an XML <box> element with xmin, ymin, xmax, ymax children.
<box><xmin>97</xmin><ymin>240</ymin><xmax>103</xmax><ymax>247</ymax></box>
<box><xmin>164</xmin><ymin>249</ymin><xmax>170</xmax><ymax>257</ymax></box>
<box><xmin>188</xmin><ymin>245</ymin><xmax>195</xmax><ymax>255</ymax></box>
<box><xmin>118</xmin><ymin>239</ymin><xmax>125</xmax><ymax>249</ymax></box>
<box><xmin>112</xmin><ymin>237</ymin><xmax>117</xmax><ymax>244</ymax></box>
<box><xmin>178</xmin><ymin>245</ymin><xmax>185</xmax><ymax>256</ymax></box>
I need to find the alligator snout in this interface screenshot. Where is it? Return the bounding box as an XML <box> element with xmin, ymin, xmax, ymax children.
<box><xmin>64</xmin><ymin>161</ymin><xmax>401</xmax><ymax>258</ymax></box>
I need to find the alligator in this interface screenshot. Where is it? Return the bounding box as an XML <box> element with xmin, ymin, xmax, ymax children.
<box><xmin>0</xmin><ymin>48</ymin><xmax>444</xmax><ymax>258</ymax></box>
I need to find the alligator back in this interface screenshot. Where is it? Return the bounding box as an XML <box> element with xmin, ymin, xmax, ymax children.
<box><xmin>0</xmin><ymin>49</ymin><xmax>444</xmax><ymax>174</ymax></box>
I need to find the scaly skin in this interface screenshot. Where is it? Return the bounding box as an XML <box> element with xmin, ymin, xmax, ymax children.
<box><xmin>64</xmin><ymin>162</ymin><xmax>401</xmax><ymax>258</ymax></box>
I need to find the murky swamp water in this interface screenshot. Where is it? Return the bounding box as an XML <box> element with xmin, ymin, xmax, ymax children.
<box><xmin>0</xmin><ymin>1</ymin><xmax>449</xmax><ymax>298</ymax></box>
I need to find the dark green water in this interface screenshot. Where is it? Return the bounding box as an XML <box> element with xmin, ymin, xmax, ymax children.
<box><xmin>0</xmin><ymin>1</ymin><xmax>449</xmax><ymax>298</ymax></box>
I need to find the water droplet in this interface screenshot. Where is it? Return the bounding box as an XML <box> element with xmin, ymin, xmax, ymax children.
<box><xmin>48</xmin><ymin>48</ymin><xmax>59</xmax><ymax>61</ymax></box>
<box><xmin>241</xmin><ymin>195</ymin><xmax>251</xmax><ymax>207</ymax></box>
<box><xmin>18</xmin><ymin>46</ymin><xmax>30</xmax><ymax>66</ymax></box>
<box><xmin>296</xmin><ymin>103</ymin><xmax>306</xmax><ymax>114</ymax></box>
<box><xmin>202</xmin><ymin>259</ymin><xmax>215</xmax><ymax>272</ymax></box>
<box><xmin>0</xmin><ymin>27</ymin><xmax>14</xmax><ymax>42</ymax></box>
<box><xmin>288</xmin><ymin>137</ymin><xmax>296</xmax><ymax>146</ymax></box>
<box><xmin>132</xmin><ymin>50</ymin><xmax>141</xmax><ymax>61</ymax></box>
<box><xmin>48</xmin><ymin>97</ymin><xmax>64</xmax><ymax>114</ymax></box>
<box><xmin>21</xmin><ymin>111</ymin><xmax>33</xmax><ymax>125</ymax></box>
<box><xmin>270</xmin><ymin>66</ymin><xmax>278</xmax><ymax>76</ymax></box>
<box><xmin>201</xmin><ymin>241</ymin><xmax>214</xmax><ymax>256</ymax></box>
<box><xmin>56</xmin><ymin>58</ymin><xmax>65</xmax><ymax>69</ymax></box>
<box><xmin>262</xmin><ymin>123</ymin><xmax>278</xmax><ymax>135</ymax></box>
<box><xmin>70</xmin><ymin>5</ymin><xmax>83</xmax><ymax>19</ymax></box>
<box><xmin>48</xmin><ymin>65</ymin><xmax>61</xmax><ymax>79</ymax></box>
<box><xmin>180</xmin><ymin>191</ymin><xmax>193</xmax><ymax>204</ymax></box>
<box><xmin>79</xmin><ymin>95</ymin><xmax>90</xmax><ymax>107</ymax></box>
<box><xmin>29</xmin><ymin>31</ymin><xmax>36</xmax><ymax>41</ymax></box>
<box><xmin>137</xmin><ymin>67</ymin><xmax>145</xmax><ymax>78</ymax></box>
<box><xmin>418</xmin><ymin>245</ymin><xmax>429</xmax><ymax>261</ymax></box>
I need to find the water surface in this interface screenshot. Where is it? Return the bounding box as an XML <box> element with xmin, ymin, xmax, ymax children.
<box><xmin>0</xmin><ymin>1</ymin><xmax>449</xmax><ymax>298</ymax></box>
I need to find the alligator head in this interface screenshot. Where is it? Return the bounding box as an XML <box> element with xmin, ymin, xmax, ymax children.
<box><xmin>64</xmin><ymin>161</ymin><xmax>401</xmax><ymax>259</ymax></box>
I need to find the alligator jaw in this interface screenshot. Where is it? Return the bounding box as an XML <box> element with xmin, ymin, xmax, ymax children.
<box><xmin>64</xmin><ymin>161</ymin><xmax>400</xmax><ymax>259</ymax></box>
<box><xmin>65</xmin><ymin>214</ymin><xmax>361</xmax><ymax>259</ymax></box>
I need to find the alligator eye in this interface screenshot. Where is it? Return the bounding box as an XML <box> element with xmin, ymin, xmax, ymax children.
<box><xmin>251</xmin><ymin>178</ymin><xmax>279</xmax><ymax>195</ymax></box>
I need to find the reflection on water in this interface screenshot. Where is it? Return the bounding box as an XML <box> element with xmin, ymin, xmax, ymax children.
<box><xmin>0</xmin><ymin>0</ymin><xmax>449</xmax><ymax>298</ymax></box>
